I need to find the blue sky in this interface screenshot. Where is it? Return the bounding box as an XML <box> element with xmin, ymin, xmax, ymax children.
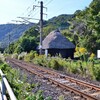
<box><xmin>0</xmin><ymin>0</ymin><xmax>93</xmax><ymax>24</ymax></box>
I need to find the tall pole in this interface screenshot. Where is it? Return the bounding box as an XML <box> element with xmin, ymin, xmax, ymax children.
<box><xmin>39</xmin><ymin>1</ymin><xmax>43</xmax><ymax>55</ymax></box>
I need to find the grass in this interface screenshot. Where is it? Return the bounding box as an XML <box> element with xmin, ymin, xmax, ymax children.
<box><xmin>32</xmin><ymin>54</ymin><xmax>100</xmax><ymax>81</ymax></box>
<box><xmin>0</xmin><ymin>58</ymin><xmax>51</xmax><ymax>100</ymax></box>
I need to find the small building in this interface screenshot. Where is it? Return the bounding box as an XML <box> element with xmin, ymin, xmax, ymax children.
<box><xmin>42</xmin><ymin>30</ymin><xmax>75</xmax><ymax>58</ymax></box>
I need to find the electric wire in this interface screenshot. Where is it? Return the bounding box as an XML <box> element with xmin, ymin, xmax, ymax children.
<box><xmin>45</xmin><ymin>0</ymin><xmax>54</xmax><ymax>6</ymax></box>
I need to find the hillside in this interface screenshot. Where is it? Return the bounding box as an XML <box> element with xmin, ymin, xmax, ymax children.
<box><xmin>0</xmin><ymin>23</ymin><xmax>34</xmax><ymax>48</ymax></box>
<box><xmin>5</xmin><ymin>0</ymin><xmax>100</xmax><ymax>54</ymax></box>
<box><xmin>45</xmin><ymin>14</ymin><xmax>73</xmax><ymax>28</ymax></box>
<box><xmin>67</xmin><ymin>0</ymin><xmax>100</xmax><ymax>53</ymax></box>
<box><xmin>0</xmin><ymin>14</ymin><xmax>73</xmax><ymax>50</ymax></box>
<box><xmin>5</xmin><ymin>14</ymin><xmax>74</xmax><ymax>53</ymax></box>
<box><xmin>43</xmin><ymin>14</ymin><xmax>74</xmax><ymax>37</ymax></box>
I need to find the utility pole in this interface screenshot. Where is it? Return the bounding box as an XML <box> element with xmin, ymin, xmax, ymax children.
<box><xmin>33</xmin><ymin>1</ymin><xmax>46</xmax><ymax>55</ymax></box>
<box><xmin>16</xmin><ymin>1</ymin><xmax>46</xmax><ymax>55</ymax></box>
<box><xmin>39</xmin><ymin>1</ymin><xmax>43</xmax><ymax>55</ymax></box>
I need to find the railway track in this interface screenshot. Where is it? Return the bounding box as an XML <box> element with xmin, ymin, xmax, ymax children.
<box><xmin>7</xmin><ymin>58</ymin><xmax>100</xmax><ymax>100</ymax></box>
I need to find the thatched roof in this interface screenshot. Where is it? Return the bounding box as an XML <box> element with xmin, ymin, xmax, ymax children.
<box><xmin>42</xmin><ymin>30</ymin><xmax>75</xmax><ymax>49</ymax></box>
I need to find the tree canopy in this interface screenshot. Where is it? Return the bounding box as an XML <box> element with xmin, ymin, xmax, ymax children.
<box><xmin>66</xmin><ymin>0</ymin><xmax>100</xmax><ymax>53</ymax></box>
<box><xmin>5</xmin><ymin>27</ymin><xmax>39</xmax><ymax>54</ymax></box>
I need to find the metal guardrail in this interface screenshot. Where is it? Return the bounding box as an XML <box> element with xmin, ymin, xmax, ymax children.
<box><xmin>0</xmin><ymin>69</ymin><xmax>17</xmax><ymax>100</ymax></box>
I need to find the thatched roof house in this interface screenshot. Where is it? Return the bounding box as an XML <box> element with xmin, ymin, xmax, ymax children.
<box><xmin>41</xmin><ymin>30</ymin><xmax>75</xmax><ymax>58</ymax></box>
<box><xmin>42</xmin><ymin>30</ymin><xmax>75</xmax><ymax>49</ymax></box>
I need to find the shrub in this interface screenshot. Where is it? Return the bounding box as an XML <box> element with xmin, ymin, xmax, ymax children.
<box><xmin>0</xmin><ymin>53</ymin><xmax>5</xmax><ymax>61</ymax></box>
<box><xmin>18</xmin><ymin>52</ymin><xmax>27</xmax><ymax>60</ymax></box>
<box><xmin>33</xmin><ymin>55</ymin><xmax>46</xmax><ymax>66</ymax></box>
<box><xmin>25</xmin><ymin>90</ymin><xmax>44</xmax><ymax>100</ymax></box>
<box><xmin>59</xmin><ymin>95</ymin><xmax>64</xmax><ymax>100</ymax></box>
<box><xmin>0</xmin><ymin>63</ymin><xmax>10</xmax><ymax>73</ymax></box>
<box><xmin>27</xmin><ymin>54</ymin><xmax>100</xmax><ymax>81</ymax></box>
<box><xmin>11</xmin><ymin>53</ymin><xmax>18</xmax><ymax>59</ymax></box>
<box><xmin>24</xmin><ymin>51</ymin><xmax>37</xmax><ymax>62</ymax></box>
<box><xmin>33</xmin><ymin>55</ymin><xmax>66</xmax><ymax>70</ymax></box>
<box><xmin>49</xmin><ymin>58</ymin><xmax>59</xmax><ymax>70</ymax></box>
<box><xmin>95</xmin><ymin>67</ymin><xmax>100</xmax><ymax>81</ymax></box>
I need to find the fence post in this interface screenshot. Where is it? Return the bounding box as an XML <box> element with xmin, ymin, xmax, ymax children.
<box><xmin>1</xmin><ymin>74</ymin><xmax>6</xmax><ymax>100</ymax></box>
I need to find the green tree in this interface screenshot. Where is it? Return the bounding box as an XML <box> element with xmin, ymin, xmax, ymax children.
<box><xmin>67</xmin><ymin>0</ymin><xmax>100</xmax><ymax>53</ymax></box>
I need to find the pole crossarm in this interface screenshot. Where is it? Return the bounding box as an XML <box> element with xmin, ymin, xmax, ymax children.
<box><xmin>17</xmin><ymin>17</ymin><xmax>39</xmax><ymax>21</ymax></box>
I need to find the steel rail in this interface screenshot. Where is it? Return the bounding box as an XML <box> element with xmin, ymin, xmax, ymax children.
<box><xmin>48</xmin><ymin>78</ymin><xmax>98</xmax><ymax>100</ymax></box>
<box><xmin>7</xmin><ymin>58</ymin><xmax>100</xmax><ymax>100</ymax></box>
<box><xmin>15</xmin><ymin>59</ymin><xmax>100</xmax><ymax>91</ymax></box>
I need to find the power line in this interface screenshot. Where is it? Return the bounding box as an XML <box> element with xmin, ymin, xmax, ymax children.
<box><xmin>19</xmin><ymin>0</ymin><xmax>38</xmax><ymax>17</ymax></box>
<box><xmin>45</xmin><ymin>0</ymin><xmax>54</xmax><ymax>6</ymax></box>
<box><xmin>12</xmin><ymin>0</ymin><xmax>47</xmax><ymax>24</ymax></box>
<box><xmin>28</xmin><ymin>9</ymin><xmax>40</xmax><ymax>18</ymax></box>
<box><xmin>28</xmin><ymin>1</ymin><xmax>47</xmax><ymax>21</ymax></box>
<box><xmin>26</xmin><ymin>1</ymin><xmax>41</xmax><ymax>19</ymax></box>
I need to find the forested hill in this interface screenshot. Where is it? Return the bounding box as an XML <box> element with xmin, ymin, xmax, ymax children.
<box><xmin>45</xmin><ymin>14</ymin><xmax>73</xmax><ymax>27</ymax></box>
<box><xmin>43</xmin><ymin>14</ymin><xmax>73</xmax><ymax>33</ymax></box>
<box><xmin>5</xmin><ymin>0</ymin><xmax>100</xmax><ymax>54</ymax></box>
<box><xmin>68</xmin><ymin>0</ymin><xmax>100</xmax><ymax>53</ymax></box>
<box><xmin>0</xmin><ymin>23</ymin><xmax>34</xmax><ymax>48</ymax></box>
<box><xmin>5</xmin><ymin>14</ymin><xmax>74</xmax><ymax>53</ymax></box>
<box><xmin>0</xmin><ymin>14</ymin><xmax>73</xmax><ymax>50</ymax></box>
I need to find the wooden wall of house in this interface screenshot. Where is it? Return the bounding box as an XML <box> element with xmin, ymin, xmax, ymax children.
<box><xmin>48</xmin><ymin>48</ymin><xmax>75</xmax><ymax>58</ymax></box>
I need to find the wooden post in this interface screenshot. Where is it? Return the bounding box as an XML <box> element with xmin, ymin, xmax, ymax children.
<box><xmin>45</xmin><ymin>49</ymin><xmax>48</xmax><ymax>57</ymax></box>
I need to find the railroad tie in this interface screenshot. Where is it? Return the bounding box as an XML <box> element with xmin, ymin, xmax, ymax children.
<box><xmin>67</xmin><ymin>83</ymin><xmax>76</xmax><ymax>86</ymax></box>
<box><xmin>81</xmin><ymin>88</ymin><xmax>92</xmax><ymax>92</ymax></box>
<box><xmin>90</xmin><ymin>91</ymin><xmax>100</xmax><ymax>96</ymax></box>
<box><xmin>73</xmin><ymin>96</ymin><xmax>81</xmax><ymax>100</ymax></box>
<box><xmin>61</xmin><ymin>80</ymin><xmax>69</xmax><ymax>84</ymax></box>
